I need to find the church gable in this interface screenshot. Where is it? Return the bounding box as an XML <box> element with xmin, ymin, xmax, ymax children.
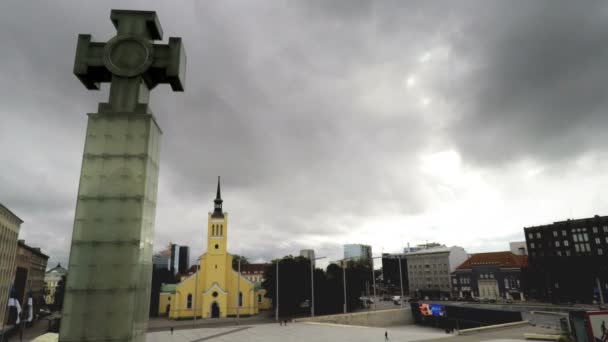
<box><xmin>203</xmin><ymin>282</ymin><xmax>227</xmax><ymax>295</ymax></box>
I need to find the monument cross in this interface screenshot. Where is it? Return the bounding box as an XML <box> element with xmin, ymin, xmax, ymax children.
<box><xmin>74</xmin><ymin>10</ymin><xmax>185</xmax><ymax>113</ymax></box>
<box><xmin>61</xmin><ymin>10</ymin><xmax>185</xmax><ymax>342</ymax></box>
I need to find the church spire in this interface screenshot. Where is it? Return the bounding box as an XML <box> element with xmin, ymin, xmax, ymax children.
<box><xmin>212</xmin><ymin>176</ymin><xmax>224</xmax><ymax>218</ymax></box>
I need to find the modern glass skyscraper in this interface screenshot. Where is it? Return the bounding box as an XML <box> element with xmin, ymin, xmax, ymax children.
<box><xmin>344</xmin><ymin>244</ymin><xmax>372</xmax><ymax>266</ymax></box>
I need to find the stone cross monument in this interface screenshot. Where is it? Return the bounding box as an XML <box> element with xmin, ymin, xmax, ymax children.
<box><xmin>60</xmin><ymin>10</ymin><xmax>185</xmax><ymax>342</ymax></box>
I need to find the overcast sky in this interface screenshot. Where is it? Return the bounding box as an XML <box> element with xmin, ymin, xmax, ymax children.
<box><xmin>2</xmin><ymin>1</ymin><xmax>608</xmax><ymax>270</ymax></box>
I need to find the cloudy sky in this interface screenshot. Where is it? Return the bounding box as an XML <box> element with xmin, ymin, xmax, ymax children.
<box><xmin>2</xmin><ymin>1</ymin><xmax>608</xmax><ymax>269</ymax></box>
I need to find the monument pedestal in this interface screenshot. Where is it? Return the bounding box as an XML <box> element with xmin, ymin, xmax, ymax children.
<box><xmin>60</xmin><ymin>113</ymin><xmax>161</xmax><ymax>341</ymax></box>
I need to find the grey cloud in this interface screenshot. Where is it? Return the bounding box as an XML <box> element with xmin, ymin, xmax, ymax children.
<box><xmin>445</xmin><ymin>1</ymin><xmax>608</xmax><ymax>165</ymax></box>
<box><xmin>1</xmin><ymin>0</ymin><xmax>603</xmax><ymax>267</ymax></box>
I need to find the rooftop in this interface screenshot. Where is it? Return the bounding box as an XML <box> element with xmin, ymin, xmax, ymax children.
<box><xmin>240</xmin><ymin>263</ymin><xmax>268</xmax><ymax>274</ymax></box>
<box><xmin>456</xmin><ymin>251</ymin><xmax>528</xmax><ymax>270</ymax></box>
<box><xmin>525</xmin><ymin>214</ymin><xmax>608</xmax><ymax>229</ymax></box>
<box><xmin>0</xmin><ymin>202</ymin><xmax>24</xmax><ymax>224</ymax></box>
<box><xmin>406</xmin><ymin>245</ymin><xmax>452</xmax><ymax>256</ymax></box>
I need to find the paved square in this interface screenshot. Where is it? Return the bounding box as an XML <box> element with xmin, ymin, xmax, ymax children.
<box><xmin>147</xmin><ymin>323</ymin><xmax>451</xmax><ymax>342</ymax></box>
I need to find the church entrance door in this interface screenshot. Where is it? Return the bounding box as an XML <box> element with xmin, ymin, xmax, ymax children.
<box><xmin>211</xmin><ymin>302</ymin><xmax>220</xmax><ymax>318</ymax></box>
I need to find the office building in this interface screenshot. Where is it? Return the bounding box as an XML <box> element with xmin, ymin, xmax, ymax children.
<box><xmin>171</xmin><ymin>244</ymin><xmax>190</xmax><ymax>275</ymax></box>
<box><xmin>381</xmin><ymin>253</ymin><xmax>408</xmax><ymax>293</ymax></box>
<box><xmin>344</xmin><ymin>244</ymin><xmax>372</xmax><ymax>266</ymax></box>
<box><xmin>406</xmin><ymin>245</ymin><xmax>468</xmax><ymax>299</ymax></box>
<box><xmin>509</xmin><ymin>241</ymin><xmax>528</xmax><ymax>256</ymax></box>
<box><xmin>524</xmin><ymin>215</ymin><xmax>608</xmax><ymax>303</ymax></box>
<box><xmin>300</xmin><ymin>249</ymin><xmax>316</xmax><ymax>267</ymax></box>
<box><xmin>451</xmin><ymin>252</ymin><xmax>528</xmax><ymax>300</ymax></box>
<box><xmin>0</xmin><ymin>203</ymin><xmax>22</xmax><ymax>325</ymax></box>
<box><xmin>14</xmin><ymin>240</ymin><xmax>49</xmax><ymax>313</ymax></box>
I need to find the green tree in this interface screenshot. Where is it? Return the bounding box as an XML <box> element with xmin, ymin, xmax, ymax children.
<box><xmin>262</xmin><ymin>257</ymin><xmax>372</xmax><ymax>317</ymax></box>
<box><xmin>53</xmin><ymin>275</ymin><xmax>66</xmax><ymax>311</ymax></box>
<box><xmin>262</xmin><ymin>256</ymin><xmax>311</xmax><ymax>317</ymax></box>
<box><xmin>232</xmin><ymin>254</ymin><xmax>250</xmax><ymax>270</ymax></box>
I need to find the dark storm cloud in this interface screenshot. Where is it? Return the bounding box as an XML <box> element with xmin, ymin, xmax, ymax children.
<box><xmin>2</xmin><ymin>0</ymin><xmax>605</xmax><ymax>267</ymax></box>
<box><xmin>445</xmin><ymin>1</ymin><xmax>608</xmax><ymax>165</ymax></box>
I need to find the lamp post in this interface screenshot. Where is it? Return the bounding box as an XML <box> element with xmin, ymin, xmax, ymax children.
<box><xmin>340</xmin><ymin>257</ymin><xmax>353</xmax><ymax>314</ymax></box>
<box><xmin>310</xmin><ymin>256</ymin><xmax>327</xmax><ymax>317</ymax></box>
<box><xmin>398</xmin><ymin>256</ymin><xmax>404</xmax><ymax>308</ymax></box>
<box><xmin>193</xmin><ymin>257</ymin><xmax>200</xmax><ymax>327</ymax></box>
<box><xmin>237</xmin><ymin>258</ymin><xmax>241</xmax><ymax>324</ymax></box>
<box><xmin>275</xmin><ymin>259</ymin><xmax>280</xmax><ymax>321</ymax></box>
<box><xmin>371</xmin><ymin>256</ymin><xmax>382</xmax><ymax>310</ymax></box>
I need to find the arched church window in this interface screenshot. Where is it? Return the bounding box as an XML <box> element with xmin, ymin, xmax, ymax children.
<box><xmin>219</xmin><ymin>225</ymin><xmax>223</xmax><ymax>236</ymax></box>
<box><xmin>187</xmin><ymin>294</ymin><xmax>192</xmax><ymax>309</ymax></box>
<box><xmin>239</xmin><ymin>292</ymin><xmax>243</xmax><ymax>307</ymax></box>
<box><xmin>215</xmin><ymin>244</ymin><xmax>219</xmax><ymax>249</ymax></box>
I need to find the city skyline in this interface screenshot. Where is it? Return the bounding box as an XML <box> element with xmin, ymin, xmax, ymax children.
<box><xmin>3</xmin><ymin>1</ymin><xmax>608</xmax><ymax>270</ymax></box>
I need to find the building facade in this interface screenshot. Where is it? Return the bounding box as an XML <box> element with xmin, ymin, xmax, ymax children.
<box><xmin>406</xmin><ymin>246</ymin><xmax>468</xmax><ymax>299</ymax></box>
<box><xmin>171</xmin><ymin>244</ymin><xmax>190</xmax><ymax>274</ymax></box>
<box><xmin>344</xmin><ymin>244</ymin><xmax>372</xmax><ymax>266</ymax></box>
<box><xmin>240</xmin><ymin>264</ymin><xmax>266</xmax><ymax>284</ymax></box>
<box><xmin>299</xmin><ymin>249</ymin><xmax>316</xmax><ymax>268</ymax></box>
<box><xmin>153</xmin><ymin>243</ymin><xmax>190</xmax><ymax>276</ymax></box>
<box><xmin>525</xmin><ymin>215</ymin><xmax>608</xmax><ymax>303</ymax></box>
<box><xmin>0</xmin><ymin>203</ymin><xmax>22</xmax><ymax>325</ymax></box>
<box><xmin>509</xmin><ymin>241</ymin><xmax>528</xmax><ymax>256</ymax></box>
<box><xmin>14</xmin><ymin>240</ymin><xmax>49</xmax><ymax>311</ymax></box>
<box><xmin>167</xmin><ymin>178</ymin><xmax>260</xmax><ymax>319</ymax></box>
<box><xmin>451</xmin><ymin>252</ymin><xmax>528</xmax><ymax>300</ymax></box>
<box><xmin>44</xmin><ymin>263</ymin><xmax>68</xmax><ymax>305</ymax></box>
<box><xmin>381</xmin><ymin>253</ymin><xmax>408</xmax><ymax>294</ymax></box>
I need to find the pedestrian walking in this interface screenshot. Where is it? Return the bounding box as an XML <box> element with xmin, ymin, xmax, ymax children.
<box><xmin>170</xmin><ymin>327</ymin><xmax>174</xmax><ymax>335</ymax></box>
<box><xmin>385</xmin><ymin>331</ymin><xmax>389</xmax><ymax>341</ymax></box>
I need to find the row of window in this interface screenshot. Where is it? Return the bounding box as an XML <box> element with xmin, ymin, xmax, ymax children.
<box><xmin>528</xmin><ymin>226</ymin><xmax>608</xmax><ymax>240</ymax></box>
<box><xmin>211</xmin><ymin>224</ymin><xmax>224</xmax><ymax>236</ymax></box>
<box><xmin>530</xmin><ymin>237</ymin><xmax>608</xmax><ymax>249</ymax></box>
<box><xmin>185</xmin><ymin>292</ymin><xmax>244</xmax><ymax>309</ymax></box>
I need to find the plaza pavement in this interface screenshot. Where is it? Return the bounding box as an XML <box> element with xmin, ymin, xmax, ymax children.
<box><xmin>146</xmin><ymin>322</ymin><xmax>451</xmax><ymax>342</ymax></box>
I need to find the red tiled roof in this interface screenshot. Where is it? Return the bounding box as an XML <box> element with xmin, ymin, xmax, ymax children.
<box><xmin>456</xmin><ymin>252</ymin><xmax>528</xmax><ymax>270</ymax></box>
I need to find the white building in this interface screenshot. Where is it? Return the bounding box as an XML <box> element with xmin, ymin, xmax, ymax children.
<box><xmin>406</xmin><ymin>245</ymin><xmax>468</xmax><ymax>298</ymax></box>
<box><xmin>44</xmin><ymin>263</ymin><xmax>68</xmax><ymax>305</ymax></box>
<box><xmin>0</xmin><ymin>203</ymin><xmax>22</xmax><ymax>325</ymax></box>
<box><xmin>509</xmin><ymin>241</ymin><xmax>528</xmax><ymax>256</ymax></box>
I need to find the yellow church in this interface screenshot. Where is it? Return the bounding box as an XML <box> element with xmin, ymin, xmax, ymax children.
<box><xmin>161</xmin><ymin>177</ymin><xmax>261</xmax><ymax>318</ymax></box>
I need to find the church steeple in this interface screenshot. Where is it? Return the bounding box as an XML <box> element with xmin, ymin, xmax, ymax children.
<box><xmin>212</xmin><ymin>176</ymin><xmax>224</xmax><ymax>218</ymax></box>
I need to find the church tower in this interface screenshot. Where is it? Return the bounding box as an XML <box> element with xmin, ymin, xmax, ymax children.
<box><xmin>167</xmin><ymin>177</ymin><xmax>259</xmax><ymax>319</ymax></box>
<box><xmin>207</xmin><ymin>176</ymin><xmax>227</xmax><ymax>254</ymax></box>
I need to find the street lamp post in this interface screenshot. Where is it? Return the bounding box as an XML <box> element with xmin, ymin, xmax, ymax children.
<box><xmin>193</xmin><ymin>258</ymin><xmax>200</xmax><ymax>327</ymax></box>
<box><xmin>275</xmin><ymin>260</ymin><xmax>280</xmax><ymax>321</ymax></box>
<box><xmin>398</xmin><ymin>256</ymin><xmax>404</xmax><ymax>308</ymax></box>
<box><xmin>343</xmin><ymin>263</ymin><xmax>347</xmax><ymax>313</ymax></box>
<box><xmin>237</xmin><ymin>258</ymin><xmax>241</xmax><ymax>324</ymax></box>
<box><xmin>340</xmin><ymin>257</ymin><xmax>353</xmax><ymax>314</ymax></box>
<box><xmin>310</xmin><ymin>256</ymin><xmax>327</xmax><ymax>317</ymax></box>
<box><xmin>371</xmin><ymin>256</ymin><xmax>382</xmax><ymax>310</ymax></box>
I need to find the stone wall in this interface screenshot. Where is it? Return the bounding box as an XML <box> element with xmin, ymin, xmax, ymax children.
<box><xmin>294</xmin><ymin>308</ymin><xmax>413</xmax><ymax>327</ymax></box>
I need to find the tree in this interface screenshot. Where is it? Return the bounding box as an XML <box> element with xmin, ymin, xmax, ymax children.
<box><xmin>232</xmin><ymin>255</ymin><xmax>250</xmax><ymax>270</ymax></box>
<box><xmin>53</xmin><ymin>275</ymin><xmax>66</xmax><ymax>311</ymax></box>
<box><xmin>262</xmin><ymin>256</ymin><xmax>311</xmax><ymax>317</ymax></box>
<box><xmin>261</xmin><ymin>256</ymin><xmax>371</xmax><ymax>317</ymax></box>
